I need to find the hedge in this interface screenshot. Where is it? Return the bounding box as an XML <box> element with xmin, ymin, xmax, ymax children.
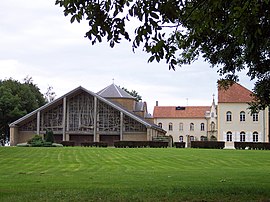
<box><xmin>81</xmin><ymin>142</ymin><xmax>108</xmax><ymax>147</ymax></box>
<box><xmin>114</xmin><ymin>141</ymin><xmax>168</xmax><ymax>148</ymax></box>
<box><xmin>191</xmin><ymin>141</ymin><xmax>225</xmax><ymax>149</ymax></box>
<box><xmin>174</xmin><ymin>142</ymin><xmax>186</xmax><ymax>148</ymax></box>
<box><xmin>61</xmin><ymin>141</ymin><xmax>75</xmax><ymax>147</ymax></box>
<box><xmin>234</xmin><ymin>142</ymin><xmax>270</xmax><ymax>150</ymax></box>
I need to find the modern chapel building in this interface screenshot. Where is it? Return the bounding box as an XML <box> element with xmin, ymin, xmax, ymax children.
<box><xmin>9</xmin><ymin>84</ymin><xmax>166</xmax><ymax>146</ymax></box>
<box><xmin>153</xmin><ymin>83</ymin><xmax>269</xmax><ymax>145</ymax></box>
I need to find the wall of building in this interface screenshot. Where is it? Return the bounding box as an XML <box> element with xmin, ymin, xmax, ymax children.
<box><xmin>123</xmin><ymin>133</ymin><xmax>147</xmax><ymax>141</ymax></box>
<box><xmin>108</xmin><ymin>98</ymin><xmax>135</xmax><ymax>111</ymax></box>
<box><xmin>218</xmin><ymin>103</ymin><xmax>268</xmax><ymax>142</ymax></box>
<box><xmin>154</xmin><ymin>118</ymin><xmax>208</xmax><ymax>142</ymax></box>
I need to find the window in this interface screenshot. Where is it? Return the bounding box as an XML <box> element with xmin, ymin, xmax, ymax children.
<box><xmin>211</xmin><ymin>112</ymin><xmax>215</xmax><ymax>118</ymax></box>
<box><xmin>210</xmin><ymin>122</ymin><xmax>215</xmax><ymax>131</ymax></box>
<box><xmin>200</xmin><ymin>123</ymin><xmax>205</xmax><ymax>131</ymax></box>
<box><xmin>226</xmin><ymin>131</ymin><xmax>232</xmax><ymax>142</ymax></box>
<box><xmin>179</xmin><ymin>123</ymin><xmax>183</xmax><ymax>131</ymax></box>
<box><xmin>240</xmin><ymin>132</ymin><xmax>245</xmax><ymax>142</ymax></box>
<box><xmin>158</xmin><ymin>123</ymin><xmax>162</xmax><ymax>128</ymax></box>
<box><xmin>190</xmin><ymin>123</ymin><xmax>194</xmax><ymax>131</ymax></box>
<box><xmin>226</xmin><ymin>111</ymin><xmax>232</xmax><ymax>122</ymax></box>
<box><xmin>179</xmin><ymin>136</ymin><xmax>183</xmax><ymax>142</ymax></box>
<box><xmin>190</xmin><ymin>136</ymin><xmax>194</xmax><ymax>141</ymax></box>
<box><xmin>169</xmin><ymin>123</ymin><xmax>173</xmax><ymax>131</ymax></box>
<box><xmin>240</xmin><ymin>111</ymin><xmax>245</xmax><ymax>122</ymax></box>
<box><xmin>253</xmin><ymin>132</ymin><xmax>258</xmax><ymax>142</ymax></box>
<box><xmin>253</xmin><ymin>113</ymin><xmax>258</xmax><ymax>122</ymax></box>
<box><xmin>200</xmin><ymin>136</ymin><xmax>207</xmax><ymax>141</ymax></box>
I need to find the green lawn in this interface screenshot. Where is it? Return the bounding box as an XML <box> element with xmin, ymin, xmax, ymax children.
<box><xmin>0</xmin><ymin>147</ymin><xmax>269</xmax><ymax>201</ymax></box>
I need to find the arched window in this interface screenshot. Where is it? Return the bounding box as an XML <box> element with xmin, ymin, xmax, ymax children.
<box><xmin>226</xmin><ymin>131</ymin><xmax>232</xmax><ymax>142</ymax></box>
<box><xmin>226</xmin><ymin>111</ymin><xmax>232</xmax><ymax>122</ymax></box>
<box><xmin>240</xmin><ymin>111</ymin><xmax>245</xmax><ymax>122</ymax></box>
<box><xmin>253</xmin><ymin>113</ymin><xmax>258</xmax><ymax>122</ymax></box>
<box><xmin>190</xmin><ymin>123</ymin><xmax>194</xmax><ymax>131</ymax></box>
<box><xmin>179</xmin><ymin>136</ymin><xmax>183</xmax><ymax>142</ymax></box>
<box><xmin>169</xmin><ymin>123</ymin><xmax>173</xmax><ymax>131</ymax></box>
<box><xmin>190</xmin><ymin>136</ymin><xmax>194</xmax><ymax>141</ymax></box>
<box><xmin>253</xmin><ymin>132</ymin><xmax>258</xmax><ymax>142</ymax></box>
<box><xmin>210</xmin><ymin>122</ymin><xmax>215</xmax><ymax>131</ymax></box>
<box><xmin>211</xmin><ymin>112</ymin><xmax>215</xmax><ymax>118</ymax></box>
<box><xmin>240</xmin><ymin>131</ymin><xmax>245</xmax><ymax>142</ymax></box>
<box><xmin>179</xmin><ymin>123</ymin><xmax>183</xmax><ymax>131</ymax></box>
<box><xmin>158</xmin><ymin>123</ymin><xmax>162</xmax><ymax>128</ymax></box>
<box><xmin>200</xmin><ymin>123</ymin><xmax>205</xmax><ymax>131</ymax></box>
<box><xmin>200</xmin><ymin>136</ymin><xmax>207</xmax><ymax>141</ymax></box>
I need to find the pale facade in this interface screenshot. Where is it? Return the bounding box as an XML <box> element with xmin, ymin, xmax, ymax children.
<box><xmin>153</xmin><ymin>82</ymin><xmax>269</xmax><ymax>145</ymax></box>
<box><xmin>217</xmin><ymin>83</ymin><xmax>269</xmax><ymax>146</ymax></box>
<box><xmin>153</xmin><ymin>99</ymin><xmax>218</xmax><ymax>143</ymax></box>
<box><xmin>218</xmin><ymin>103</ymin><xmax>269</xmax><ymax>143</ymax></box>
<box><xmin>154</xmin><ymin>117</ymin><xmax>208</xmax><ymax>142</ymax></box>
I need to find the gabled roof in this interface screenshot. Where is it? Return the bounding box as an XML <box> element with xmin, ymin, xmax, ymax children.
<box><xmin>153</xmin><ymin>106</ymin><xmax>210</xmax><ymax>118</ymax></box>
<box><xmin>218</xmin><ymin>83</ymin><xmax>253</xmax><ymax>103</ymax></box>
<box><xmin>97</xmin><ymin>83</ymin><xmax>135</xmax><ymax>99</ymax></box>
<box><xmin>10</xmin><ymin>86</ymin><xmax>163</xmax><ymax>132</ymax></box>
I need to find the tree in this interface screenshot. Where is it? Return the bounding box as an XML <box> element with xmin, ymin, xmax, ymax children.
<box><xmin>45</xmin><ymin>86</ymin><xmax>56</xmax><ymax>103</ymax></box>
<box><xmin>0</xmin><ymin>78</ymin><xmax>46</xmax><ymax>145</ymax></box>
<box><xmin>55</xmin><ymin>0</ymin><xmax>270</xmax><ymax>110</ymax></box>
<box><xmin>122</xmin><ymin>87</ymin><xmax>142</xmax><ymax>102</ymax></box>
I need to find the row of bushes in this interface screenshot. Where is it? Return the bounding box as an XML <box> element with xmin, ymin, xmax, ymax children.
<box><xmin>114</xmin><ymin>141</ymin><xmax>168</xmax><ymax>148</ymax></box>
<box><xmin>81</xmin><ymin>142</ymin><xmax>108</xmax><ymax>147</ymax></box>
<box><xmin>190</xmin><ymin>141</ymin><xmax>225</xmax><ymax>149</ymax></box>
<box><xmin>234</xmin><ymin>142</ymin><xmax>270</xmax><ymax>150</ymax></box>
<box><xmin>61</xmin><ymin>141</ymin><xmax>75</xmax><ymax>147</ymax></box>
<box><xmin>174</xmin><ymin>142</ymin><xmax>186</xmax><ymax>148</ymax></box>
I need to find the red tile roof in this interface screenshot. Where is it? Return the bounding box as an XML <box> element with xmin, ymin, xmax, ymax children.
<box><xmin>153</xmin><ymin>106</ymin><xmax>210</xmax><ymax>118</ymax></box>
<box><xmin>218</xmin><ymin>83</ymin><xmax>253</xmax><ymax>103</ymax></box>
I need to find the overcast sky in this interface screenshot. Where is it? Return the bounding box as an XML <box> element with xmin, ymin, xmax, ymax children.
<box><xmin>0</xmin><ymin>0</ymin><xmax>255</xmax><ymax>113</ymax></box>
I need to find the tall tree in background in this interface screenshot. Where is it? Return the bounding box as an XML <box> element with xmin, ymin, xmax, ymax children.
<box><xmin>55</xmin><ymin>0</ymin><xmax>270</xmax><ymax>110</ymax></box>
<box><xmin>122</xmin><ymin>87</ymin><xmax>142</xmax><ymax>102</ymax></box>
<box><xmin>45</xmin><ymin>86</ymin><xmax>56</xmax><ymax>103</ymax></box>
<box><xmin>0</xmin><ymin>78</ymin><xmax>46</xmax><ymax>145</ymax></box>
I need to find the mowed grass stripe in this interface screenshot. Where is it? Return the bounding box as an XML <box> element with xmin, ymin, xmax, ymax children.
<box><xmin>0</xmin><ymin>147</ymin><xmax>269</xmax><ymax>201</ymax></box>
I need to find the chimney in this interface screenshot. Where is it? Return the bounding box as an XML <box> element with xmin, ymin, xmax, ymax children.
<box><xmin>156</xmin><ymin>101</ymin><xmax>158</xmax><ymax>106</ymax></box>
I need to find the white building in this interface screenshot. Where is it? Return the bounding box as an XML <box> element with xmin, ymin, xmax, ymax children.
<box><xmin>218</xmin><ymin>82</ymin><xmax>269</xmax><ymax>147</ymax></box>
<box><xmin>153</xmin><ymin>98</ymin><xmax>217</xmax><ymax>143</ymax></box>
<box><xmin>153</xmin><ymin>82</ymin><xmax>269</xmax><ymax>145</ymax></box>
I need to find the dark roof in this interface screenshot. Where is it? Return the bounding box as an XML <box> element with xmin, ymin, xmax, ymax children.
<box><xmin>97</xmin><ymin>83</ymin><xmax>135</xmax><ymax>99</ymax></box>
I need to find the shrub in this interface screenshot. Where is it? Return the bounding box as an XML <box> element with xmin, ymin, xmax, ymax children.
<box><xmin>114</xmin><ymin>141</ymin><xmax>168</xmax><ymax>148</ymax></box>
<box><xmin>174</xmin><ymin>142</ymin><xmax>186</xmax><ymax>148</ymax></box>
<box><xmin>61</xmin><ymin>141</ymin><xmax>75</xmax><ymax>147</ymax></box>
<box><xmin>27</xmin><ymin>135</ymin><xmax>44</xmax><ymax>146</ymax></box>
<box><xmin>191</xmin><ymin>141</ymin><xmax>225</xmax><ymax>149</ymax></box>
<box><xmin>44</xmin><ymin>130</ymin><xmax>54</xmax><ymax>143</ymax></box>
<box><xmin>81</xmin><ymin>142</ymin><xmax>108</xmax><ymax>147</ymax></box>
<box><xmin>234</xmin><ymin>142</ymin><xmax>270</xmax><ymax>150</ymax></box>
<box><xmin>27</xmin><ymin>134</ymin><xmax>56</xmax><ymax>147</ymax></box>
